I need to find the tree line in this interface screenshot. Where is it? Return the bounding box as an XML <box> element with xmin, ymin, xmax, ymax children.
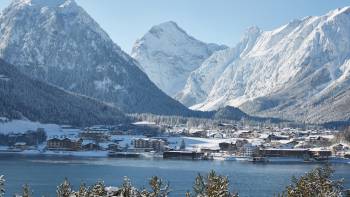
<box><xmin>335</xmin><ymin>126</ymin><xmax>350</xmax><ymax>143</ymax></box>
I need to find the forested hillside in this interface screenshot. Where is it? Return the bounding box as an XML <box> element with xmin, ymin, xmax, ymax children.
<box><xmin>0</xmin><ymin>59</ymin><xmax>128</xmax><ymax>126</ymax></box>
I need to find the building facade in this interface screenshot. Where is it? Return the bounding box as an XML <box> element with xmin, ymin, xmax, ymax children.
<box><xmin>133</xmin><ymin>138</ymin><xmax>165</xmax><ymax>152</ymax></box>
<box><xmin>47</xmin><ymin>138</ymin><xmax>82</xmax><ymax>151</ymax></box>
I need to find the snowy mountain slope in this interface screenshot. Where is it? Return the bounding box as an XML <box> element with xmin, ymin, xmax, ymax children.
<box><xmin>185</xmin><ymin>6</ymin><xmax>350</xmax><ymax>123</ymax></box>
<box><xmin>0</xmin><ymin>58</ymin><xmax>128</xmax><ymax>126</ymax></box>
<box><xmin>241</xmin><ymin>59</ymin><xmax>350</xmax><ymax>123</ymax></box>
<box><xmin>131</xmin><ymin>21</ymin><xmax>226</xmax><ymax>97</ymax></box>
<box><xmin>0</xmin><ymin>0</ymin><xmax>191</xmax><ymax>116</ymax></box>
<box><xmin>177</xmin><ymin>27</ymin><xmax>261</xmax><ymax>106</ymax></box>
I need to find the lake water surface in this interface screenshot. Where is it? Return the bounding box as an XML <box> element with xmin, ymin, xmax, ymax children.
<box><xmin>0</xmin><ymin>154</ymin><xmax>349</xmax><ymax>197</ymax></box>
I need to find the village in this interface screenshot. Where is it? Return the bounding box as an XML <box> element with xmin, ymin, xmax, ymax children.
<box><xmin>0</xmin><ymin>119</ymin><xmax>349</xmax><ymax>164</ymax></box>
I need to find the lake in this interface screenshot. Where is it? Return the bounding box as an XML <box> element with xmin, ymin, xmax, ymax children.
<box><xmin>0</xmin><ymin>154</ymin><xmax>349</xmax><ymax>196</ymax></box>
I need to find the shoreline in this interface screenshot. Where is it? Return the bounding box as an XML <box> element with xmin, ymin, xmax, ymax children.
<box><xmin>0</xmin><ymin>150</ymin><xmax>349</xmax><ymax>164</ymax></box>
<box><xmin>0</xmin><ymin>149</ymin><xmax>109</xmax><ymax>158</ymax></box>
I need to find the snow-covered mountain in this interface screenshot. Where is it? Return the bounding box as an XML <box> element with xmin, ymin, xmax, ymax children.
<box><xmin>0</xmin><ymin>0</ymin><xmax>191</xmax><ymax>116</ymax></box>
<box><xmin>177</xmin><ymin>27</ymin><xmax>261</xmax><ymax>106</ymax></box>
<box><xmin>131</xmin><ymin>21</ymin><xmax>226</xmax><ymax>97</ymax></box>
<box><xmin>181</xmin><ymin>7</ymin><xmax>350</xmax><ymax>123</ymax></box>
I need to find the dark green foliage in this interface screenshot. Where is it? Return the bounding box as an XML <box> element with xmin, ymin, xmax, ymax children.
<box><xmin>193</xmin><ymin>174</ymin><xmax>206</xmax><ymax>196</ymax></box>
<box><xmin>75</xmin><ymin>183</ymin><xmax>89</xmax><ymax>197</ymax></box>
<box><xmin>0</xmin><ymin>59</ymin><xmax>128</xmax><ymax>126</ymax></box>
<box><xmin>0</xmin><ymin>175</ymin><xmax>4</xmax><ymax>197</ymax></box>
<box><xmin>137</xmin><ymin>176</ymin><xmax>170</xmax><ymax>197</ymax></box>
<box><xmin>190</xmin><ymin>170</ymin><xmax>238</xmax><ymax>197</ymax></box>
<box><xmin>0</xmin><ymin>167</ymin><xmax>347</xmax><ymax>197</ymax></box>
<box><xmin>334</xmin><ymin>126</ymin><xmax>350</xmax><ymax>144</ymax></box>
<box><xmin>343</xmin><ymin>127</ymin><xmax>350</xmax><ymax>142</ymax></box>
<box><xmin>278</xmin><ymin>165</ymin><xmax>344</xmax><ymax>197</ymax></box>
<box><xmin>89</xmin><ymin>180</ymin><xmax>107</xmax><ymax>196</ymax></box>
<box><xmin>147</xmin><ymin>176</ymin><xmax>170</xmax><ymax>197</ymax></box>
<box><xmin>0</xmin><ymin>129</ymin><xmax>46</xmax><ymax>146</ymax></box>
<box><xmin>180</xmin><ymin>139</ymin><xmax>186</xmax><ymax>150</ymax></box>
<box><xmin>119</xmin><ymin>177</ymin><xmax>133</xmax><ymax>197</ymax></box>
<box><xmin>21</xmin><ymin>184</ymin><xmax>32</xmax><ymax>197</ymax></box>
<box><xmin>213</xmin><ymin>106</ymin><xmax>250</xmax><ymax>121</ymax></box>
<box><xmin>57</xmin><ymin>178</ymin><xmax>73</xmax><ymax>197</ymax></box>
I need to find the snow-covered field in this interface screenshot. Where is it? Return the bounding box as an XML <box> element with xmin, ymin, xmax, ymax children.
<box><xmin>167</xmin><ymin>136</ymin><xmax>232</xmax><ymax>151</ymax></box>
<box><xmin>0</xmin><ymin>119</ymin><xmax>61</xmax><ymax>134</ymax></box>
<box><xmin>0</xmin><ymin>119</ymin><xmax>81</xmax><ymax>138</ymax></box>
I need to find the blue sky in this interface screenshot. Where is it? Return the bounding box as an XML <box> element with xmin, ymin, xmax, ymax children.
<box><xmin>0</xmin><ymin>0</ymin><xmax>349</xmax><ymax>53</ymax></box>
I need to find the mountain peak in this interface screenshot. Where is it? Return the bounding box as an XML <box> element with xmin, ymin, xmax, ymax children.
<box><xmin>148</xmin><ymin>21</ymin><xmax>188</xmax><ymax>38</ymax></box>
<box><xmin>10</xmin><ymin>0</ymin><xmax>79</xmax><ymax>14</ymax></box>
<box><xmin>332</xmin><ymin>6</ymin><xmax>350</xmax><ymax>14</ymax></box>
<box><xmin>154</xmin><ymin>21</ymin><xmax>180</xmax><ymax>29</ymax></box>
<box><xmin>132</xmin><ymin>21</ymin><xmax>226</xmax><ymax>97</ymax></box>
<box><xmin>0</xmin><ymin>0</ymin><xmax>191</xmax><ymax>116</ymax></box>
<box><xmin>243</xmin><ymin>26</ymin><xmax>261</xmax><ymax>40</ymax></box>
<box><xmin>245</xmin><ymin>26</ymin><xmax>261</xmax><ymax>34</ymax></box>
<box><xmin>13</xmin><ymin>0</ymin><xmax>75</xmax><ymax>7</ymax></box>
<box><xmin>326</xmin><ymin>6</ymin><xmax>350</xmax><ymax>19</ymax></box>
<box><xmin>157</xmin><ymin>20</ymin><xmax>179</xmax><ymax>28</ymax></box>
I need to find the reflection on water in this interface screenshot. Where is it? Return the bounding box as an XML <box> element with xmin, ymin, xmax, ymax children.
<box><xmin>0</xmin><ymin>154</ymin><xmax>349</xmax><ymax>197</ymax></box>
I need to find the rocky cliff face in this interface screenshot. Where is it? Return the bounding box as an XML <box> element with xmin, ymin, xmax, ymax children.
<box><xmin>178</xmin><ymin>7</ymin><xmax>350</xmax><ymax>123</ymax></box>
<box><xmin>0</xmin><ymin>0</ymin><xmax>191</xmax><ymax>116</ymax></box>
<box><xmin>131</xmin><ymin>21</ymin><xmax>226</xmax><ymax>97</ymax></box>
<box><xmin>177</xmin><ymin>27</ymin><xmax>261</xmax><ymax>107</ymax></box>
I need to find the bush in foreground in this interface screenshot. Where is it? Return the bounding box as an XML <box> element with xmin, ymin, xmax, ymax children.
<box><xmin>0</xmin><ymin>175</ymin><xmax>4</xmax><ymax>197</ymax></box>
<box><xmin>2</xmin><ymin>165</ymin><xmax>349</xmax><ymax>197</ymax></box>
<box><xmin>187</xmin><ymin>170</ymin><xmax>238</xmax><ymax>197</ymax></box>
<box><xmin>277</xmin><ymin>165</ymin><xmax>344</xmax><ymax>197</ymax></box>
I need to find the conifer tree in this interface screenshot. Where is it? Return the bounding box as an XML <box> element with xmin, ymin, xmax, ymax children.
<box><xmin>89</xmin><ymin>180</ymin><xmax>107</xmax><ymax>196</ymax></box>
<box><xmin>147</xmin><ymin>176</ymin><xmax>170</xmax><ymax>197</ymax></box>
<box><xmin>278</xmin><ymin>165</ymin><xmax>344</xmax><ymax>197</ymax></box>
<box><xmin>193</xmin><ymin>173</ymin><xmax>205</xmax><ymax>196</ymax></box>
<box><xmin>57</xmin><ymin>178</ymin><xmax>72</xmax><ymax>197</ymax></box>
<box><xmin>190</xmin><ymin>170</ymin><xmax>238</xmax><ymax>197</ymax></box>
<box><xmin>0</xmin><ymin>175</ymin><xmax>4</xmax><ymax>197</ymax></box>
<box><xmin>180</xmin><ymin>139</ymin><xmax>186</xmax><ymax>150</ymax></box>
<box><xmin>75</xmin><ymin>183</ymin><xmax>89</xmax><ymax>197</ymax></box>
<box><xmin>120</xmin><ymin>177</ymin><xmax>133</xmax><ymax>197</ymax></box>
<box><xmin>206</xmin><ymin>171</ymin><xmax>230</xmax><ymax>197</ymax></box>
<box><xmin>22</xmin><ymin>184</ymin><xmax>32</xmax><ymax>197</ymax></box>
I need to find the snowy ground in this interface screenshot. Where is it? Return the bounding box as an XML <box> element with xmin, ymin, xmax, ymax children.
<box><xmin>0</xmin><ymin>119</ymin><xmax>228</xmax><ymax>154</ymax></box>
<box><xmin>0</xmin><ymin>119</ymin><xmax>81</xmax><ymax>138</ymax></box>
<box><xmin>0</xmin><ymin>119</ymin><xmax>62</xmax><ymax>134</ymax></box>
<box><xmin>167</xmin><ymin>136</ymin><xmax>233</xmax><ymax>151</ymax></box>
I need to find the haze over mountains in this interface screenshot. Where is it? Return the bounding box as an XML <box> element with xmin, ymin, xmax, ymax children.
<box><xmin>136</xmin><ymin>7</ymin><xmax>350</xmax><ymax>124</ymax></box>
<box><xmin>0</xmin><ymin>0</ymin><xmax>349</xmax><ymax>125</ymax></box>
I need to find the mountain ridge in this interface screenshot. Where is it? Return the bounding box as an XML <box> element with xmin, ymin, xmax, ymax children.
<box><xmin>175</xmin><ymin>6</ymin><xmax>350</xmax><ymax>123</ymax></box>
<box><xmin>0</xmin><ymin>58</ymin><xmax>128</xmax><ymax>126</ymax></box>
<box><xmin>0</xmin><ymin>0</ymin><xmax>193</xmax><ymax>116</ymax></box>
<box><xmin>131</xmin><ymin>21</ymin><xmax>227</xmax><ymax>97</ymax></box>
